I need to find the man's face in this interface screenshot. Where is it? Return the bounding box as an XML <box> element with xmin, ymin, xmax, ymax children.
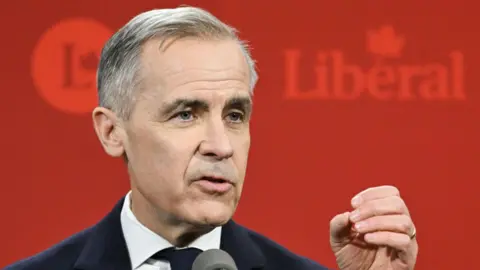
<box><xmin>122</xmin><ymin>37</ymin><xmax>252</xmax><ymax>227</ymax></box>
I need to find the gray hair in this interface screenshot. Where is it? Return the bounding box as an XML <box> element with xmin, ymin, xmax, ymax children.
<box><xmin>96</xmin><ymin>6</ymin><xmax>258</xmax><ymax>119</ymax></box>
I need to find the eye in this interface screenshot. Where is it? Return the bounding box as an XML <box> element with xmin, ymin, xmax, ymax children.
<box><xmin>226</xmin><ymin>111</ymin><xmax>244</xmax><ymax>123</ymax></box>
<box><xmin>174</xmin><ymin>111</ymin><xmax>194</xmax><ymax>121</ymax></box>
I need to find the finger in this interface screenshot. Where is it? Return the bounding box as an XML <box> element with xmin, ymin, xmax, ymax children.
<box><xmin>364</xmin><ymin>231</ymin><xmax>411</xmax><ymax>252</ymax></box>
<box><xmin>350</xmin><ymin>196</ymin><xmax>408</xmax><ymax>223</ymax></box>
<box><xmin>329</xmin><ymin>211</ymin><xmax>351</xmax><ymax>242</ymax></box>
<box><xmin>330</xmin><ymin>212</ymin><xmax>350</xmax><ymax>238</ymax></box>
<box><xmin>351</xmin><ymin>185</ymin><xmax>400</xmax><ymax>207</ymax></box>
<box><xmin>352</xmin><ymin>214</ymin><xmax>413</xmax><ymax>236</ymax></box>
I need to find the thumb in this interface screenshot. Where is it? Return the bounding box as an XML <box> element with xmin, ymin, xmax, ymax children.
<box><xmin>329</xmin><ymin>211</ymin><xmax>352</xmax><ymax>246</ymax></box>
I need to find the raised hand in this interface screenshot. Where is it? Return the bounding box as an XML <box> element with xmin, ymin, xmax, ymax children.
<box><xmin>330</xmin><ymin>186</ymin><xmax>418</xmax><ymax>270</ymax></box>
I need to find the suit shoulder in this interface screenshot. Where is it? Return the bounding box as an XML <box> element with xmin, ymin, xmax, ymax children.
<box><xmin>4</xmin><ymin>227</ymin><xmax>93</xmax><ymax>270</ymax></box>
<box><xmin>244</xmin><ymin>227</ymin><xmax>330</xmax><ymax>270</ymax></box>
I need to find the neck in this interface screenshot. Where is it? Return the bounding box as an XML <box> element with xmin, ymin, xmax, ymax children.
<box><xmin>129</xmin><ymin>189</ymin><xmax>213</xmax><ymax>247</ymax></box>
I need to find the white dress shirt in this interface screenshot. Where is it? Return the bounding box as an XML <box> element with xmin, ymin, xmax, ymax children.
<box><xmin>120</xmin><ymin>191</ymin><xmax>222</xmax><ymax>270</ymax></box>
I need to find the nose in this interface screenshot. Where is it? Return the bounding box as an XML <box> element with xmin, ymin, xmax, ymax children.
<box><xmin>198</xmin><ymin>120</ymin><xmax>234</xmax><ymax>160</ymax></box>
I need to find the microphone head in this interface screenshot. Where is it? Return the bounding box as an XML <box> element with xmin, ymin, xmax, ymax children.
<box><xmin>192</xmin><ymin>249</ymin><xmax>237</xmax><ymax>270</ymax></box>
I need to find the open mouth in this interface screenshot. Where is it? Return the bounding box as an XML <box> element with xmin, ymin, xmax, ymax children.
<box><xmin>195</xmin><ymin>176</ymin><xmax>233</xmax><ymax>193</ymax></box>
<box><xmin>201</xmin><ymin>176</ymin><xmax>228</xmax><ymax>184</ymax></box>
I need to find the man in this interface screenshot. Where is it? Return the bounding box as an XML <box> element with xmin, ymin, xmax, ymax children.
<box><xmin>6</xmin><ymin>6</ymin><xmax>418</xmax><ymax>270</ymax></box>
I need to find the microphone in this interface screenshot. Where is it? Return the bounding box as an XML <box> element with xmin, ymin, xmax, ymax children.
<box><xmin>192</xmin><ymin>249</ymin><xmax>237</xmax><ymax>270</ymax></box>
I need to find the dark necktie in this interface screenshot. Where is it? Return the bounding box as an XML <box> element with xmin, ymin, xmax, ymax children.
<box><xmin>152</xmin><ymin>247</ymin><xmax>202</xmax><ymax>270</ymax></box>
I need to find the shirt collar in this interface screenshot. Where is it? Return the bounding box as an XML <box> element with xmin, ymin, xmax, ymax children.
<box><xmin>120</xmin><ymin>191</ymin><xmax>222</xmax><ymax>269</ymax></box>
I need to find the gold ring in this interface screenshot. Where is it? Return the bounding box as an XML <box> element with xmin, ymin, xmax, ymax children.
<box><xmin>410</xmin><ymin>227</ymin><xmax>416</xmax><ymax>239</ymax></box>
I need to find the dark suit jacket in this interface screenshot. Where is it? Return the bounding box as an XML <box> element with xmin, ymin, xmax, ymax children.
<box><xmin>5</xmin><ymin>197</ymin><xmax>330</xmax><ymax>270</ymax></box>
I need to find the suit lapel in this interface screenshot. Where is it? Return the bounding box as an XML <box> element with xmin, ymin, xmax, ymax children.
<box><xmin>221</xmin><ymin>220</ymin><xmax>266</xmax><ymax>270</ymax></box>
<box><xmin>74</xmin><ymin>197</ymin><xmax>131</xmax><ymax>270</ymax></box>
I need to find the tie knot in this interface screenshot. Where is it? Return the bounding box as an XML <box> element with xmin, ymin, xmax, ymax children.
<box><xmin>152</xmin><ymin>247</ymin><xmax>203</xmax><ymax>270</ymax></box>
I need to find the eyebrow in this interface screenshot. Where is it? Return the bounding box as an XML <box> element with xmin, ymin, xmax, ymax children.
<box><xmin>225</xmin><ymin>96</ymin><xmax>253</xmax><ymax>115</ymax></box>
<box><xmin>159</xmin><ymin>95</ymin><xmax>253</xmax><ymax>117</ymax></box>
<box><xmin>160</xmin><ymin>98</ymin><xmax>209</xmax><ymax>116</ymax></box>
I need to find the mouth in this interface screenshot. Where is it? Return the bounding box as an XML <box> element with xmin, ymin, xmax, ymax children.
<box><xmin>200</xmin><ymin>176</ymin><xmax>230</xmax><ymax>184</ymax></box>
<box><xmin>194</xmin><ymin>176</ymin><xmax>234</xmax><ymax>193</ymax></box>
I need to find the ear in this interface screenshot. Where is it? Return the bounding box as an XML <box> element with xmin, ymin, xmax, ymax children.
<box><xmin>92</xmin><ymin>107</ymin><xmax>125</xmax><ymax>157</ymax></box>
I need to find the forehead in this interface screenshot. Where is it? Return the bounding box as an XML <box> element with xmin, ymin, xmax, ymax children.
<box><xmin>139</xmin><ymin>37</ymin><xmax>251</xmax><ymax>104</ymax></box>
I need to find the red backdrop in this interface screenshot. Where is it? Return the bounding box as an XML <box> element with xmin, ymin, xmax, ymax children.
<box><xmin>1</xmin><ymin>0</ymin><xmax>478</xmax><ymax>269</ymax></box>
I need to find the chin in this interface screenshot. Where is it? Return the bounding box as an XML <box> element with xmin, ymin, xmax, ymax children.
<box><xmin>185</xmin><ymin>199</ymin><xmax>236</xmax><ymax>227</ymax></box>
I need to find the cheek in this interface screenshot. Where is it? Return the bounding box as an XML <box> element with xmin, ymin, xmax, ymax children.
<box><xmin>127</xmin><ymin>127</ymin><xmax>199</xmax><ymax>184</ymax></box>
<box><xmin>143</xmin><ymin>143</ymin><xmax>187</xmax><ymax>177</ymax></box>
<box><xmin>233</xmin><ymin>133</ymin><xmax>251</xmax><ymax>171</ymax></box>
<box><xmin>127</xmin><ymin>130</ymin><xmax>162</xmax><ymax>167</ymax></box>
